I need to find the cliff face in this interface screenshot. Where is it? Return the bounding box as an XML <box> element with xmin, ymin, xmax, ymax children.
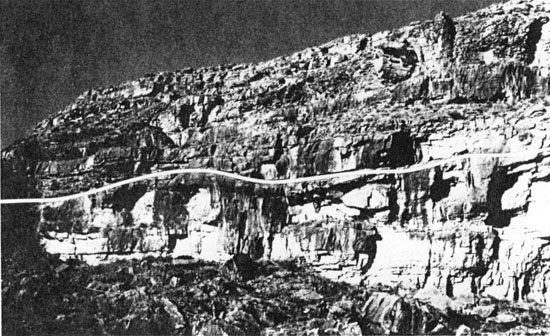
<box><xmin>2</xmin><ymin>0</ymin><xmax>550</xmax><ymax>305</ymax></box>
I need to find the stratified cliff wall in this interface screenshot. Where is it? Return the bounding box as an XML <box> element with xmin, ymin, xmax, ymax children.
<box><xmin>2</xmin><ymin>0</ymin><xmax>550</xmax><ymax>304</ymax></box>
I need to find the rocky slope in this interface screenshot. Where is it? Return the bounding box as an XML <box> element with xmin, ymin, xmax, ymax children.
<box><xmin>4</xmin><ymin>254</ymin><xmax>549</xmax><ymax>335</ymax></box>
<box><xmin>2</xmin><ymin>0</ymin><xmax>550</xmax><ymax>313</ymax></box>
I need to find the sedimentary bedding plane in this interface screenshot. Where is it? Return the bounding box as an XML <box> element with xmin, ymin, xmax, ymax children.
<box><xmin>2</xmin><ymin>147</ymin><xmax>549</xmax><ymax>204</ymax></box>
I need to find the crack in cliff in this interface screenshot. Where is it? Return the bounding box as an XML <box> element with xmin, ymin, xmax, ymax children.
<box><xmin>422</xmin><ymin>233</ymin><xmax>433</xmax><ymax>289</ymax></box>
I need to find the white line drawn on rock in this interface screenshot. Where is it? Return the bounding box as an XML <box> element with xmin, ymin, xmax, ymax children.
<box><xmin>1</xmin><ymin>147</ymin><xmax>549</xmax><ymax>204</ymax></box>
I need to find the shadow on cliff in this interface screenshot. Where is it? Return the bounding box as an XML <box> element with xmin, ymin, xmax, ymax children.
<box><xmin>1</xmin><ymin>204</ymin><xmax>43</xmax><ymax>262</ymax></box>
<box><xmin>1</xmin><ymin>158</ymin><xmax>44</xmax><ymax>262</ymax></box>
<box><xmin>484</xmin><ymin>168</ymin><xmax>518</xmax><ymax>228</ymax></box>
<box><xmin>353</xmin><ymin>227</ymin><xmax>383</xmax><ymax>275</ymax></box>
<box><xmin>374</xmin><ymin>127</ymin><xmax>419</xmax><ymax>169</ymax></box>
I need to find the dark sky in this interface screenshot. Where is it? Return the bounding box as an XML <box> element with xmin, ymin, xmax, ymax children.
<box><xmin>1</xmin><ymin>0</ymin><xmax>502</xmax><ymax>148</ymax></box>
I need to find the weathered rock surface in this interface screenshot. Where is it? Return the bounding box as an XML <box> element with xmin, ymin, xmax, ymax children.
<box><xmin>2</xmin><ymin>0</ymin><xmax>550</xmax><ymax>312</ymax></box>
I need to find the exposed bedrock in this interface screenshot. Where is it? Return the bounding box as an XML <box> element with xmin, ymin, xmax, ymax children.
<box><xmin>3</xmin><ymin>0</ymin><xmax>550</xmax><ymax>308</ymax></box>
<box><xmin>34</xmin><ymin>145</ymin><xmax>550</xmax><ymax>304</ymax></box>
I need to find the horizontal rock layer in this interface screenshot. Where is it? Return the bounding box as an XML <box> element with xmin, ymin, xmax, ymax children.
<box><xmin>30</xmin><ymin>142</ymin><xmax>550</xmax><ymax>304</ymax></box>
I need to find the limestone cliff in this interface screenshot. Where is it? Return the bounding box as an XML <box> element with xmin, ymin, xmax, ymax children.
<box><xmin>2</xmin><ymin>0</ymin><xmax>550</xmax><ymax>306</ymax></box>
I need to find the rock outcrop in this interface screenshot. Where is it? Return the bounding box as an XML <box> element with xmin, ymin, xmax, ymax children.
<box><xmin>2</xmin><ymin>0</ymin><xmax>550</xmax><ymax>307</ymax></box>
